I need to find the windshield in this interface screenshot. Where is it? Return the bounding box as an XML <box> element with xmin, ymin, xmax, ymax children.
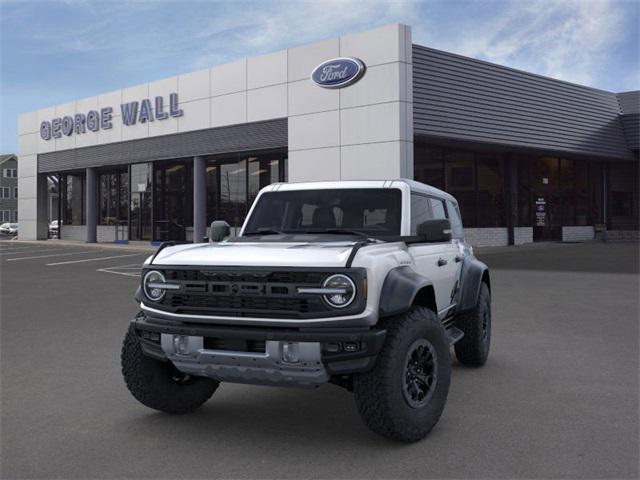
<box><xmin>243</xmin><ymin>189</ymin><xmax>402</xmax><ymax>237</ymax></box>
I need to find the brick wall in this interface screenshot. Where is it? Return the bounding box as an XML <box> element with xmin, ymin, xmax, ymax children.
<box><xmin>464</xmin><ymin>228</ymin><xmax>509</xmax><ymax>247</ymax></box>
<box><xmin>96</xmin><ymin>225</ymin><xmax>129</xmax><ymax>242</ymax></box>
<box><xmin>514</xmin><ymin>227</ymin><xmax>533</xmax><ymax>245</ymax></box>
<box><xmin>604</xmin><ymin>230</ymin><xmax>640</xmax><ymax>242</ymax></box>
<box><xmin>562</xmin><ymin>226</ymin><xmax>594</xmax><ymax>242</ymax></box>
<box><xmin>60</xmin><ymin>225</ymin><xmax>86</xmax><ymax>241</ymax></box>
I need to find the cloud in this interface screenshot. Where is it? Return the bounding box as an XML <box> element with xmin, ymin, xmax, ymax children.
<box><xmin>187</xmin><ymin>0</ymin><xmax>418</xmax><ymax>69</ymax></box>
<box><xmin>414</xmin><ymin>0</ymin><xmax>637</xmax><ymax>89</ymax></box>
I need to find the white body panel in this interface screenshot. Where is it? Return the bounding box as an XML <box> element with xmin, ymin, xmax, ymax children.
<box><xmin>153</xmin><ymin>240</ymin><xmax>356</xmax><ymax>268</ymax></box>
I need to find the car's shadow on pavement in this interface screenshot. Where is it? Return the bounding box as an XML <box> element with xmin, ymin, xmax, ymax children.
<box><xmin>115</xmin><ymin>363</ymin><xmax>478</xmax><ymax>452</ymax></box>
<box><xmin>119</xmin><ymin>384</ymin><xmax>407</xmax><ymax>449</ymax></box>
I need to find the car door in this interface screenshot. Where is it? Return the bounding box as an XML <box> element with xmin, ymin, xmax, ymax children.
<box><xmin>407</xmin><ymin>194</ymin><xmax>459</xmax><ymax>315</ymax></box>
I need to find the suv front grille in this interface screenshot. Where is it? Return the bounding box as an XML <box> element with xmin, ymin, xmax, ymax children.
<box><xmin>145</xmin><ymin>267</ymin><xmax>366</xmax><ymax>320</ymax></box>
<box><xmin>168</xmin><ymin>293</ymin><xmax>317</xmax><ymax>318</ymax></box>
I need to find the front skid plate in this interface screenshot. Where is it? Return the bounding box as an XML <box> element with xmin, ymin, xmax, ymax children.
<box><xmin>161</xmin><ymin>334</ymin><xmax>330</xmax><ymax>388</ymax></box>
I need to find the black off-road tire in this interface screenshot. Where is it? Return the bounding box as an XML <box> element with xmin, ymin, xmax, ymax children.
<box><xmin>454</xmin><ymin>283</ymin><xmax>491</xmax><ymax>367</ymax></box>
<box><xmin>353</xmin><ymin>306</ymin><xmax>451</xmax><ymax>442</ymax></box>
<box><xmin>121</xmin><ymin>326</ymin><xmax>219</xmax><ymax>414</ymax></box>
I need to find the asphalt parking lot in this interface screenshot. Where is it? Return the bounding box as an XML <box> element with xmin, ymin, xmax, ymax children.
<box><xmin>1</xmin><ymin>240</ymin><xmax>638</xmax><ymax>479</ymax></box>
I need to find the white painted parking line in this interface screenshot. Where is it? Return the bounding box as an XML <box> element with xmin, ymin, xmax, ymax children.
<box><xmin>46</xmin><ymin>253</ymin><xmax>145</xmax><ymax>266</ymax></box>
<box><xmin>1</xmin><ymin>248</ymin><xmax>73</xmax><ymax>256</ymax></box>
<box><xmin>0</xmin><ymin>247</ymin><xmax>48</xmax><ymax>254</ymax></box>
<box><xmin>97</xmin><ymin>264</ymin><xmax>142</xmax><ymax>277</ymax></box>
<box><xmin>6</xmin><ymin>250</ymin><xmax>100</xmax><ymax>262</ymax></box>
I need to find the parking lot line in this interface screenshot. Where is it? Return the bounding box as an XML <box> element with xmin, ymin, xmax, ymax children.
<box><xmin>6</xmin><ymin>250</ymin><xmax>99</xmax><ymax>262</ymax></box>
<box><xmin>1</xmin><ymin>248</ymin><xmax>75</xmax><ymax>257</ymax></box>
<box><xmin>97</xmin><ymin>264</ymin><xmax>142</xmax><ymax>277</ymax></box>
<box><xmin>0</xmin><ymin>246</ymin><xmax>49</xmax><ymax>253</ymax></box>
<box><xmin>46</xmin><ymin>253</ymin><xmax>145</xmax><ymax>266</ymax></box>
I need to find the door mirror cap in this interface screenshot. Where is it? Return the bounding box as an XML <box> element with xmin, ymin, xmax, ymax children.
<box><xmin>416</xmin><ymin>219</ymin><xmax>452</xmax><ymax>242</ymax></box>
<box><xmin>209</xmin><ymin>220</ymin><xmax>231</xmax><ymax>242</ymax></box>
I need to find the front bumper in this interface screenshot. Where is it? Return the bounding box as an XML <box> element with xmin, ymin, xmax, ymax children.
<box><xmin>133</xmin><ymin>314</ymin><xmax>386</xmax><ymax>388</ymax></box>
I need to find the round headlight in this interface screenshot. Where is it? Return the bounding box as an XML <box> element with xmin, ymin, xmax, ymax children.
<box><xmin>322</xmin><ymin>274</ymin><xmax>356</xmax><ymax>308</ymax></box>
<box><xmin>143</xmin><ymin>270</ymin><xmax>166</xmax><ymax>302</ymax></box>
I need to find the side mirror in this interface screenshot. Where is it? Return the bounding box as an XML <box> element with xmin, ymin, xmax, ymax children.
<box><xmin>209</xmin><ymin>220</ymin><xmax>231</xmax><ymax>242</ymax></box>
<box><xmin>417</xmin><ymin>219</ymin><xmax>452</xmax><ymax>242</ymax></box>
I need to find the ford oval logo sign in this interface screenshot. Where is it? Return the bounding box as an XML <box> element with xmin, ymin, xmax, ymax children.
<box><xmin>311</xmin><ymin>57</ymin><xmax>366</xmax><ymax>89</ymax></box>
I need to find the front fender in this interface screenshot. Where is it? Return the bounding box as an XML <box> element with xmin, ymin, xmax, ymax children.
<box><xmin>378</xmin><ymin>266</ymin><xmax>434</xmax><ymax>318</ymax></box>
<box><xmin>458</xmin><ymin>257</ymin><xmax>490</xmax><ymax>312</ymax></box>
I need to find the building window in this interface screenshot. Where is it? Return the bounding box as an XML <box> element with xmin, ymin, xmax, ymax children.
<box><xmin>1</xmin><ymin>210</ymin><xmax>9</xmax><ymax>222</ymax></box>
<box><xmin>61</xmin><ymin>173</ymin><xmax>85</xmax><ymax>225</ymax></box>
<box><xmin>13</xmin><ymin>210</ymin><xmax>18</xmax><ymax>222</ymax></box>
<box><xmin>414</xmin><ymin>144</ymin><xmax>444</xmax><ymax>190</ymax></box>
<box><xmin>558</xmin><ymin>158</ymin><xmax>589</xmax><ymax>226</ymax></box>
<box><xmin>129</xmin><ymin>163</ymin><xmax>153</xmax><ymax>242</ymax></box>
<box><xmin>608</xmin><ymin>162</ymin><xmax>639</xmax><ymax>230</ymax></box>
<box><xmin>0</xmin><ymin>187</ymin><xmax>9</xmax><ymax>199</ymax></box>
<box><xmin>99</xmin><ymin>169</ymin><xmax>128</xmax><ymax>225</ymax></box>
<box><xmin>589</xmin><ymin>162</ymin><xmax>604</xmax><ymax>225</ymax></box>
<box><xmin>477</xmin><ymin>154</ymin><xmax>505</xmax><ymax>227</ymax></box>
<box><xmin>206</xmin><ymin>149</ymin><xmax>287</xmax><ymax>229</ymax></box>
<box><xmin>154</xmin><ymin>161</ymin><xmax>192</xmax><ymax>241</ymax></box>
<box><xmin>3</xmin><ymin>168</ymin><xmax>17</xmax><ymax>178</ymax></box>
<box><xmin>516</xmin><ymin>156</ymin><xmax>532</xmax><ymax>227</ymax></box>
<box><xmin>612</xmin><ymin>192</ymin><xmax>633</xmax><ymax>217</ymax></box>
<box><xmin>444</xmin><ymin>151</ymin><xmax>477</xmax><ymax>227</ymax></box>
<box><xmin>414</xmin><ymin>143</ymin><xmax>508</xmax><ymax>229</ymax></box>
<box><xmin>13</xmin><ymin>187</ymin><xmax>18</xmax><ymax>199</ymax></box>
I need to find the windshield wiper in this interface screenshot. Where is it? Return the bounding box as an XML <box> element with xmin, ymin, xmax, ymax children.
<box><xmin>303</xmin><ymin>228</ymin><xmax>377</xmax><ymax>241</ymax></box>
<box><xmin>243</xmin><ymin>228</ymin><xmax>285</xmax><ymax>236</ymax></box>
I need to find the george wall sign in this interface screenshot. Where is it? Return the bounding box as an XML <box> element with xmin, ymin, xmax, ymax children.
<box><xmin>40</xmin><ymin>93</ymin><xmax>184</xmax><ymax>140</ymax></box>
<box><xmin>311</xmin><ymin>57</ymin><xmax>366</xmax><ymax>89</ymax></box>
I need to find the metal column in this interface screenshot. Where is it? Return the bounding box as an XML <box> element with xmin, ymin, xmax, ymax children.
<box><xmin>85</xmin><ymin>167</ymin><xmax>97</xmax><ymax>243</ymax></box>
<box><xmin>193</xmin><ymin>156</ymin><xmax>207</xmax><ymax>243</ymax></box>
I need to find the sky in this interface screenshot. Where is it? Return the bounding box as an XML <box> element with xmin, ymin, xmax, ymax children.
<box><xmin>1</xmin><ymin>0</ymin><xmax>638</xmax><ymax>153</ymax></box>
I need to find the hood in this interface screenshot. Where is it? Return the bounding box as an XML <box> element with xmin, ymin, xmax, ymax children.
<box><xmin>151</xmin><ymin>240</ymin><xmax>357</xmax><ymax>267</ymax></box>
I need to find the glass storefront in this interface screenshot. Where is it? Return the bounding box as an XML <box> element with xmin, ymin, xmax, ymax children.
<box><xmin>414</xmin><ymin>144</ymin><xmax>505</xmax><ymax>228</ymax></box>
<box><xmin>129</xmin><ymin>163</ymin><xmax>153</xmax><ymax>241</ymax></box>
<box><xmin>154</xmin><ymin>160</ymin><xmax>192</xmax><ymax>241</ymax></box>
<box><xmin>61</xmin><ymin>173</ymin><xmax>85</xmax><ymax>225</ymax></box>
<box><xmin>98</xmin><ymin>168</ymin><xmax>128</xmax><ymax>226</ymax></box>
<box><xmin>206</xmin><ymin>149</ymin><xmax>287</xmax><ymax>229</ymax></box>
<box><xmin>55</xmin><ymin>149</ymin><xmax>287</xmax><ymax>242</ymax></box>
<box><xmin>414</xmin><ymin>140</ymin><xmax>614</xmax><ymax>240</ymax></box>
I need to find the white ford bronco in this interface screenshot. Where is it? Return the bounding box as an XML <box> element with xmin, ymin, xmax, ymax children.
<box><xmin>122</xmin><ymin>180</ymin><xmax>491</xmax><ymax>442</ymax></box>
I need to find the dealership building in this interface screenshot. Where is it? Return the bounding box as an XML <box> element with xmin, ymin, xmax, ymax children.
<box><xmin>17</xmin><ymin>24</ymin><xmax>639</xmax><ymax>246</ymax></box>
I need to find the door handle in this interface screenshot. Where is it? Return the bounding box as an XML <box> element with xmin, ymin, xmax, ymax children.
<box><xmin>437</xmin><ymin>258</ymin><xmax>448</xmax><ymax>267</ymax></box>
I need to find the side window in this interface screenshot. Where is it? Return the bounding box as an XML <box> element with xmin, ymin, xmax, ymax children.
<box><xmin>429</xmin><ymin>198</ymin><xmax>447</xmax><ymax>220</ymax></box>
<box><xmin>447</xmin><ymin>200</ymin><xmax>464</xmax><ymax>239</ymax></box>
<box><xmin>410</xmin><ymin>194</ymin><xmax>432</xmax><ymax>234</ymax></box>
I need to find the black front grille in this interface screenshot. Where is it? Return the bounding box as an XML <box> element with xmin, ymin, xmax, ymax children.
<box><xmin>168</xmin><ymin>293</ymin><xmax>320</xmax><ymax>318</ymax></box>
<box><xmin>147</xmin><ymin>267</ymin><xmax>366</xmax><ymax>320</ymax></box>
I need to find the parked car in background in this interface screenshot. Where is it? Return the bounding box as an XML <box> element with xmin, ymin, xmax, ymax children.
<box><xmin>49</xmin><ymin>220</ymin><xmax>60</xmax><ymax>238</ymax></box>
<box><xmin>0</xmin><ymin>223</ymin><xmax>18</xmax><ymax>236</ymax></box>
